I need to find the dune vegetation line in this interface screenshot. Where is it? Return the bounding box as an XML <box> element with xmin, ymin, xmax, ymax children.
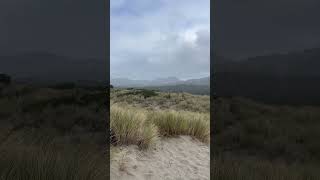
<box><xmin>110</xmin><ymin>88</ymin><xmax>210</xmax><ymax>149</ymax></box>
<box><xmin>110</xmin><ymin>104</ymin><xmax>210</xmax><ymax>149</ymax></box>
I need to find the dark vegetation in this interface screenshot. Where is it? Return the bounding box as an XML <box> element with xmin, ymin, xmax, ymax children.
<box><xmin>0</xmin><ymin>74</ymin><xmax>11</xmax><ymax>85</ymax></box>
<box><xmin>143</xmin><ymin>84</ymin><xmax>210</xmax><ymax>95</ymax></box>
<box><xmin>50</xmin><ymin>82</ymin><xmax>77</xmax><ymax>89</ymax></box>
<box><xmin>116</xmin><ymin>88</ymin><xmax>158</xmax><ymax>99</ymax></box>
<box><xmin>212</xmin><ymin>96</ymin><xmax>320</xmax><ymax>179</ymax></box>
<box><xmin>212</xmin><ymin>48</ymin><xmax>320</xmax><ymax>179</ymax></box>
<box><xmin>111</xmin><ymin>88</ymin><xmax>210</xmax><ymax>113</ymax></box>
<box><xmin>213</xmin><ymin>97</ymin><xmax>320</xmax><ymax>162</ymax></box>
<box><xmin>0</xmin><ymin>80</ymin><xmax>108</xmax><ymax>179</ymax></box>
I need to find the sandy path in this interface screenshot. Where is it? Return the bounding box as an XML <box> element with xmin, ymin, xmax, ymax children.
<box><xmin>111</xmin><ymin>136</ymin><xmax>210</xmax><ymax>180</ymax></box>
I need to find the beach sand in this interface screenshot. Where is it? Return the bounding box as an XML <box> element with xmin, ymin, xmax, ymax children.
<box><xmin>111</xmin><ymin>136</ymin><xmax>210</xmax><ymax>180</ymax></box>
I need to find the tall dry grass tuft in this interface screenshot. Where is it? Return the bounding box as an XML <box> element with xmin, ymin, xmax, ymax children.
<box><xmin>110</xmin><ymin>105</ymin><xmax>159</xmax><ymax>149</ymax></box>
<box><xmin>0</xmin><ymin>85</ymin><xmax>108</xmax><ymax>180</ymax></box>
<box><xmin>110</xmin><ymin>89</ymin><xmax>210</xmax><ymax>149</ymax></box>
<box><xmin>149</xmin><ymin>110</ymin><xmax>210</xmax><ymax>143</ymax></box>
<box><xmin>0</xmin><ymin>141</ymin><xmax>107</xmax><ymax>180</ymax></box>
<box><xmin>211</xmin><ymin>156</ymin><xmax>320</xmax><ymax>180</ymax></box>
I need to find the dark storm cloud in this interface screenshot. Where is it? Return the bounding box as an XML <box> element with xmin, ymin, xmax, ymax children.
<box><xmin>213</xmin><ymin>0</ymin><xmax>320</xmax><ymax>59</ymax></box>
<box><xmin>0</xmin><ymin>0</ymin><xmax>106</xmax><ymax>58</ymax></box>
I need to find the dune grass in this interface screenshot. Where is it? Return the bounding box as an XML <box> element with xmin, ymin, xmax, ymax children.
<box><xmin>0</xmin><ymin>132</ymin><xmax>108</xmax><ymax>180</ymax></box>
<box><xmin>111</xmin><ymin>88</ymin><xmax>210</xmax><ymax>113</ymax></box>
<box><xmin>148</xmin><ymin>110</ymin><xmax>210</xmax><ymax>143</ymax></box>
<box><xmin>110</xmin><ymin>88</ymin><xmax>210</xmax><ymax>149</ymax></box>
<box><xmin>110</xmin><ymin>105</ymin><xmax>159</xmax><ymax>149</ymax></box>
<box><xmin>110</xmin><ymin>102</ymin><xmax>210</xmax><ymax>149</ymax></box>
<box><xmin>0</xmin><ymin>84</ymin><xmax>108</xmax><ymax>180</ymax></box>
<box><xmin>212</xmin><ymin>97</ymin><xmax>320</xmax><ymax>179</ymax></box>
<box><xmin>211</xmin><ymin>156</ymin><xmax>320</xmax><ymax>180</ymax></box>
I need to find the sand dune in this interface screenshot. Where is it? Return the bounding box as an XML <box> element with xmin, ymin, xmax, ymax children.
<box><xmin>111</xmin><ymin>136</ymin><xmax>210</xmax><ymax>180</ymax></box>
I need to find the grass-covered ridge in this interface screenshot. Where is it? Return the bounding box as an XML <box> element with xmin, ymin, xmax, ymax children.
<box><xmin>111</xmin><ymin>88</ymin><xmax>209</xmax><ymax>113</ymax></box>
<box><xmin>213</xmin><ymin>97</ymin><xmax>320</xmax><ymax>179</ymax></box>
<box><xmin>110</xmin><ymin>88</ymin><xmax>210</xmax><ymax>149</ymax></box>
<box><xmin>0</xmin><ymin>84</ymin><xmax>108</xmax><ymax>180</ymax></box>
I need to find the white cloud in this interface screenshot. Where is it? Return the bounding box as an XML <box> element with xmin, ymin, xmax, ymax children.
<box><xmin>110</xmin><ymin>0</ymin><xmax>126</xmax><ymax>9</ymax></box>
<box><xmin>111</xmin><ymin>0</ymin><xmax>210</xmax><ymax>80</ymax></box>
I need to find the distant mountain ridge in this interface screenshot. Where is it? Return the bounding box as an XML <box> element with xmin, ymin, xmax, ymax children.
<box><xmin>214</xmin><ymin>47</ymin><xmax>320</xmax><ymax>105</ymax></box>
<box><xmin>111</xmin><ymin>76</ymin><xmax>210</xmax><ymax>87</ymax></box>
<box><xmin>0</xmin><ymin>52</ymin><xmax>106</xmax><ymax>85</ymax></box>
<box><xmin>214</xmin><ymin>48</ymin><xmax>320</xmax><ymax>77</ymax></box>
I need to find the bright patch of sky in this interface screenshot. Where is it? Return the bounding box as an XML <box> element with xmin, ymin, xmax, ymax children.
<box><xmin>111</xmin><ymin>0</ymin><xmax>210</xmax><ymax>80</ymax></box>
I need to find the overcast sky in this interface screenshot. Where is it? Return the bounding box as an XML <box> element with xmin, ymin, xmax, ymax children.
<box><xmin>214</xmin><ymin>0</ymin><xmax>320</xmax><ymax>60</ymax></box>
<box><xmin>111</xmin><ymin>0</ymin><xmax>210</xmax><ymax>80</ymax></box>
<box><xmin>0</xmin><ymin>0</ymin><xmax>106</xmax><ymax>59</ymax></box>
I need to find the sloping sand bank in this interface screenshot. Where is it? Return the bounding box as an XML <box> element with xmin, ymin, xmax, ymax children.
<box><xmin>111</xmin><ymin>136</ymin><xmax>210</xmax><ymax>180</ymax></box>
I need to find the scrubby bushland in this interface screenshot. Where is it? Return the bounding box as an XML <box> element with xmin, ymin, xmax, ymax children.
<box><xmin>111</xmin><ymin>88</ymin><xmax>209</xmax><ymax>113</ymax></box>
<box><xmin>116</xmin><ymin>89</ymin><xmax>158</xmax><ymax>99</ymax></box>
<box><xmin>50</xmin><ymin>82</ymin><xmax>76</xmax><ymax>90</ymax></box>
<box><xmin>211</xmin><ymin>155</ymin><xmax>320</xmax><ymax>180</ymax></box>
<box><xmin>213</xmin><ymin>97</ymin><xmax>320</xmax><ymax>162</ymax></box>
<box><xmin>110</xmin><ymin>89</ymin><xmax>210</xmax><ymax>149</ymax></box>
<box><xmin>0</xmin><ymin>139</ymin><xmax>108</xmax><ymax>180</ymax></box>
<box><xmin>0</xmin><ymin>84</ymin><xmax>108</xmax><ymax>180</ymax></box>
<box><xmin>0</xmin><ymin>74</ymin><xmax>11</xmax><ymax>85</ymax></box>
<box><xmin>141</xmin><ymin>84</ymin><xmax>210</xmax><ymax>95</ymax></box>
<box><xmin>213</xmin><ymin>97</ymin><xmax>320</xmax><ymax>179</ymax></box>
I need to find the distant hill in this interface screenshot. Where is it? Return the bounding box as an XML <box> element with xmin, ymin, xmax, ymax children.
<box><xmin>111</xmin><ymin>76</ymin><xmax>210</xmax><ymax>88</ymax></box>
<box><xmin>184</xmin><ymin>77</ymin><xmax>210</xmax><ymax>86</ymax></box>
<box><xmin>144</xmin><ymin>84</ymin><xmax>210</xmax><ymax>95</ymax></box>
<box><xmin>0</xmin><ymin>52</ymin><xmax>107</xmax><ymax>85</ymax></box>
<box><xmin>110</xmin><ymin>78</ymin><xmax>149</xmax><ymax>87</ymax></box>
<box><xmin>111</xmin><ymin>76</ymin><xmax>210</xmax><ymax>95</ymax></box>
<box><xmin>214</xmin><ymin>48</ymin><xmax>320</xmax><ymax>105</ymax></box>
<box><xmin>215</xmin><ymin>48</ymin><xmax>320</xmax><ymax>77</ymax></box>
